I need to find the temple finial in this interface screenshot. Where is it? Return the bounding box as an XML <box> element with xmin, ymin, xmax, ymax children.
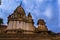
<box><xmin>28</xmin><ymin>12</ymin><xmax>32</xmax><ymax>18</ymax></box>
<box><xmin>0</xmin><ymin>0</ymin><xmax>1</xmax><ymax>5</ymax></box>
<box><xmin>20</xmin><ymin>1</ymin><xmax>22</xmax><ymax>6</ymax></box>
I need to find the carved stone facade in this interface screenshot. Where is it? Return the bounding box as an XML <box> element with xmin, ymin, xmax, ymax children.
<box><xmin>7</xmin><ymin>5</ymin><xmax>35</xmax><ymax>32</ymax></box>
<box><xmin>0</xmin><ymin>5</ymin><xmax>60</xmax><ymax>40</ymax></box>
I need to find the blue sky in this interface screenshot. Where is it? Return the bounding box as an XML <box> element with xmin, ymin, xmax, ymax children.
<box><xmin>0</xmin><ymin>0</ymin><xmax>60</xmax><ymax>33</ymax></box>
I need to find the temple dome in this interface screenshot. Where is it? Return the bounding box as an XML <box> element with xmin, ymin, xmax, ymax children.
<box><xmin>37</xmin><ymin>19</ymin><xmax>48</xmax><ymax>31</ymax></box>
<box><xmin>37</xmin><ymin>19</ymin><xmax>46</xmax><ymax>25</ymax></box>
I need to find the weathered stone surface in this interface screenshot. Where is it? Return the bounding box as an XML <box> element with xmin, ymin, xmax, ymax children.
<box><xmin>7</xmin><ymin>5</ymin><xmax>35</xmax><ymax>32</ymax></box>
<box><xmin>0</xmin><ymin>4</ymin><xmax>60</xmax><ymax>40</ymax></box>
<box><xmin>0</xmin><ymin>33</ymin><xmax>60</xmax><ymax>40</ymax></box>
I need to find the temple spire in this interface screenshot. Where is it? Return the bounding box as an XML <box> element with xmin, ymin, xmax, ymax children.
<box><xmin>14</xmin><ymin>0</ymin><xmax>25</xmax><ymax>16</ymax></box>
<box><xmin>20</xmin><ymin>0</ymin><xmax>22</xmax><ymax>7</ymax></box>
<box><xmin>0</xmin><ymin>0</ymin><xmax>1</xmax><ymax>5</ymax></box>
<box><xmin>28</xmin><ymin>12</ymin><xmax>32</xmax><ymax>18</ymax></box>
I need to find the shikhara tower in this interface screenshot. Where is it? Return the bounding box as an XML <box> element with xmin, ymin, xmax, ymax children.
<box><xmin>0</xmin><ymin>1</ymin><xmax>60</xmax><ymax>40</ymax></box>
<box><xmin>7</xmin><ymin>5</ymin><xmax>35</xmax><ymax>32</ymax></box>
<box><xmin>7</xmin><ymin>5</ymin><xmax>48</xmax><ymax>34</ymax></box>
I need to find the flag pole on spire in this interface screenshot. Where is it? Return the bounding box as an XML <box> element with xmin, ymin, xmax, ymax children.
<box><xmin>0</xmin><ymin>0</ymin><xmax>1</xmax><ymax>5</ymax></box>
<box><xmin>20</xmin><ymin>0</ymin><xmax>22</xmax><ymax>6</ymax></box>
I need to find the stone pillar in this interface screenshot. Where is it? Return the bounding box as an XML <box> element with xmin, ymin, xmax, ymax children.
<box><xmin>20</xmin><ymin>21</ymin><xmax>24</xmax><ymax>29</ymax></box>
<box><xmin>12</xmin><ymin>21</ymin><xmax>17</xmax><ymax>29</ymax></box>
<box><xmin>23</xmin><ymin>22</ymin><xmax>26</xmax><ymax>30</ymax></box>
<box><xmin>7</xmin><ymin>21</ymin><xmax>13</xmax><ymax>29</ymax></box>
<box><xmin>16</xmin><ymin>21</ymin><xmax>20</xmax><ymax>29</ymax></box>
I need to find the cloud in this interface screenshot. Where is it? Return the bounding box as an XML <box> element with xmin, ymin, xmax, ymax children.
<box><xmin>58</xmin><ymin>0</ymin><xmax>60</xmax><ymax>26</ymax></box>
<box><xmin>0</xmin><ymin>0</ymin><xmax>20</xmax><ymax>24</ymax></box>
<box><xmin>43</xmin><ymin>6</ymin><xmax>52</xmax><ymax>19</ymax></box>
<box><xmin>58</xmin><ymin>0</ymin><xmax>60</xmax><ymax>5</ymax></box>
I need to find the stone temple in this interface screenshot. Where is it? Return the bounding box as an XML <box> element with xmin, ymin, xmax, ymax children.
<box><xmin>0</xmin><ymin>5</ymin><xmax>60</xmax><ymax>40</ymax></box>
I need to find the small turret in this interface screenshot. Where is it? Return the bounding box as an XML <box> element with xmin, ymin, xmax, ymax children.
<box><xmin>27</xmin><ymin>12</ymin><xmax>34</xmax><ymax>24</ymax></box>
<box><xmin>28</xmin><ymin>12</ymin><xmax>32</xmax><ymax>19</ymax></box>
<box><xmin>23</xmin><ymin>12</ymin><xmax>35</xmax><ymax>34</ymax></box>
<box><xmin>37</xmin><ymin>19</ymin><xmax>48</xmax><ymax>31</ymax></box>
<box><xmin>37</xmin><ymin>19</ymin><xmax>46</xmax><ymax>25</ymax></box>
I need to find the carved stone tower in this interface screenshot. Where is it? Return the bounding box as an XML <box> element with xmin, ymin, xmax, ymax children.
<box><xmin>26</xmin><ymin>12</ymin><xmax>35</xmax><ymax>31</ymax></box>
<box><xmin>6</xmin><ymin>5</ymin><xmax>35</xmax><ymax>34</ymax></box>
<box><xmin>37</xmin><ymin>19</ymin><xmax>48</xmax><ymax>31</ymax></box>
<box><xmin>7</xmin><ymin>5</ymin><xmax>26</xmax><ymax>30</ymax></box>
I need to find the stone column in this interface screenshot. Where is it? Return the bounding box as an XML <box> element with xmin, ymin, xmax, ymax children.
<box><xmin>7</xmin><ymin>21</ymin><xmax>13</xmax><ymax>29</ymax></box>
<box><xmin>16</xmin><ymin>21</ymin><xmax>19</xmax><ymax>29</ymax></box>
<box><xmin>12</xmin><ymin>21</ymin><xmax>17</xmax><ymax>29</ymax></box>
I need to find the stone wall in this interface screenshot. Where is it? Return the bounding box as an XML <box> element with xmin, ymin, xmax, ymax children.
<box><xmin>7</xmin><ymin>20</ymin><xmax>34</xmax><ymax>32</ymax></box>
<box><xmin>0</xmin><ymin>33</ymin><xmax>60</xmax><ymax>40</ymax></box>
